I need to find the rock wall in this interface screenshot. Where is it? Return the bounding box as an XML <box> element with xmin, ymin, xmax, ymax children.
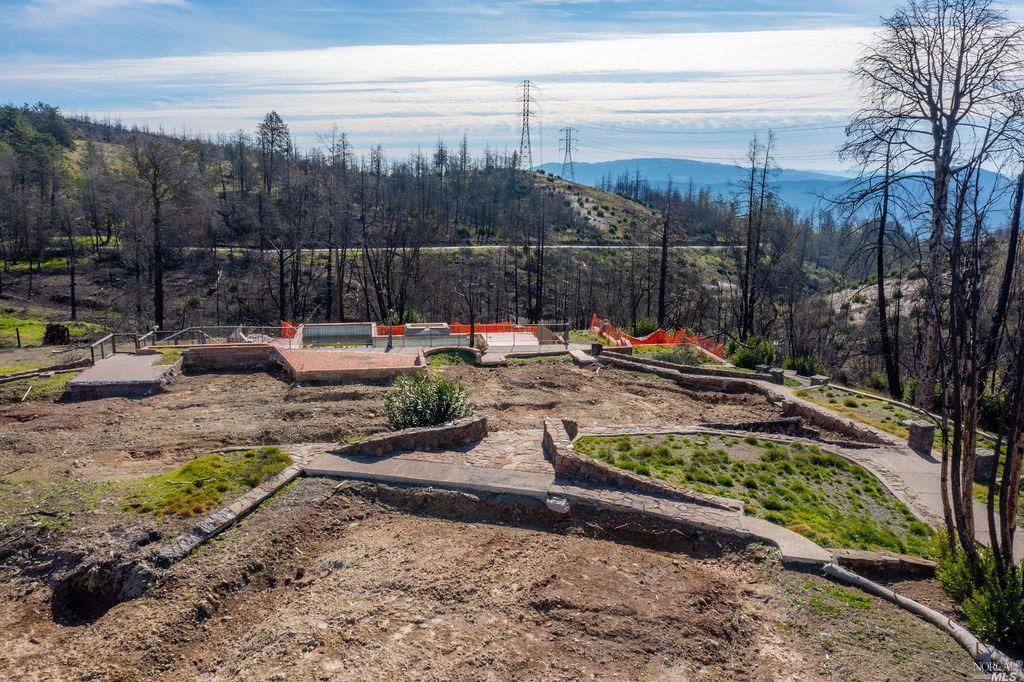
<box><xmin>335</xmin><ymin>416</ymin><xmax>488</xmax><ymax>457</ymax></box>
<box><xmin>542</xmin><ymin>418</ymin><xmax>742</xmax><ymax>511</ymax></box>
<box><xmin>597</xmin><ymin>354</ymin><xmax>765</xmax><ymax>395</ymax></box>
<box><xmin>779</xmin><ymin>400</ymin><xmax>889</xmax><ymax>445</ymax></box>
<box><xmin>620</xmin><ymin>353</ymin><xmax>777</xmax><ymax>383</ymax></box>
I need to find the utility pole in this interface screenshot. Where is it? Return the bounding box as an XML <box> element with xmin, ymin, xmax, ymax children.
<box><xmin>559</xmin><ymin>126</ymin><xmax>577</xmax><ymax>181</ymax></box>
<box><xmin>517</xmin><ymin>80</ymin><xmax>537</xmax><ymax>170</ymax></box>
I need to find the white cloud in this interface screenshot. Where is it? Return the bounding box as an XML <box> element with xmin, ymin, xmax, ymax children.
<box><xmin>3</xmin><ymin>27</ymin><xmax>869</xmax><ymax>166</ymax></box>
<box><xmin>17</xmin><ymin>0</ymin><xmax>188</xmax><ymax>27</ymax></box>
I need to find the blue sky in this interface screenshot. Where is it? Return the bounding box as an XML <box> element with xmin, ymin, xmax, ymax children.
<box><xmin>2</xmin><ymin>0</ymin><xmax>1018</xmax><ymax>170</ymax></box>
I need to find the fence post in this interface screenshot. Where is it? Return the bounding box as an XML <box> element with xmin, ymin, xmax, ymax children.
<box><xmin>15</xmin><ymin>328</ymin><xmax>20</xmax><ymax>347</ymax></box>
<box><xmin>112</xmin><ymin>336</ymin><xmax>117</xmax><ymax>355</ymax></box>
<box><xmin>90</xmin><ymin>345</ymin><xmax>95</xmax><ymax>364</ymax></box>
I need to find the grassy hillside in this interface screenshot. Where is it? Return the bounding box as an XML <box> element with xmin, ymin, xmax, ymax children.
<box><xmin>536</xmin><ymin>171</ymin><xmax>658</xmax><ymax>243</ymax></box>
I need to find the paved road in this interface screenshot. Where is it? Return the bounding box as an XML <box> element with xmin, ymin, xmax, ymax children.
<box><xmin>196</xmin><ymin>244</ymin><xmax>734</xmax><ymax>255</ymax></box>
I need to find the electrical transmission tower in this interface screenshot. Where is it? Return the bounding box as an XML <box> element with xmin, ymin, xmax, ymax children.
<box><xmin>559</xmin><ymin>126</ymin><xmax>577</xmax><ymax>181</ymax></box>
<box><xmin>517</xmin><ymin>80</ymin><xmax>538</xmax><ymax>169</ymax></box>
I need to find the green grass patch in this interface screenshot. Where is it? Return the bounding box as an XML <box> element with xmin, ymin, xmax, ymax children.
<box><xmin>427</xmin><ymin>349</ymin><xmax>476</xmax><ymax>367</ymax></box>
<box><xmin>631</xmin><ymin>344</ymin><xmax>715</xmax><ymax>366</ymax></box>
<box><xmin>121</xmin><ymin>447</ymin><xmax>291</xmax><ymax>517</ymax></box>
<box><xmin>0</xmin><ymin>371</ymin><xmax>78</xmax><ymax>404</ymax></box>
<box><xmin>0</xmin><ymin>362</ymin><xmax>40</xmax><ymax>375</ymax></box>
<box><xmin>154</xmin><ymin>348</ymin><xmax>184</xmax><ymax>365</ymax></box>
<box><xmin>803</xmin><ymin>581</ymin><xmax>873</xmax><ymax>616</ymax></box>
<box><xmin>569</xmin><ymin>330</ymin><xmax>612</xmax><ymax>346</ymax></box>
<box><xmin>574</xmin><ymin>433</ymin><xmax>936</xmax><ymax>557</ymax></box>
<box><xmin>506</xmin><ymin>353</ymin><xmax>572</xmax><ymax>365</ymax></box>
<box><xmin>0</xmin><ymin>309</ymin><xmax>104</xmax><ymax>347</ymax></box>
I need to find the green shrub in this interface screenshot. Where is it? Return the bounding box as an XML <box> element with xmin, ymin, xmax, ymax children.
<box><xmin>936</xmin><ymin>539</ymin><xmax>1024</xmax><ymax>654</ymax></box>
<box><xmin>844</xmin><ymin>398</ymin><xmax>860</xmax><ymax>408</ymax></box>
<box><xmin>868</xmin><ymin>372</ymin><xmax>888</xmax><ymax>391</ymax></box>
<box><xmin>383</xmin><ymin>373</ymin><xmax>473</xmax><ymax>430</ymax></box>
<box><xmin>979</xmin><ymin>391</ymin><xmax>1006</xmax><ymax>433</ymax></box>
<box><xmin>901</xmin><ymin>377</ymin><xmax>917</xmax><ymax>405</ymax></box>
<box><xmin>628</xmin><ymin>317</ymin><xmax>659</xmax><ymax>337</ymax></box>
<box><xmin>782</xmin><ymin>355</ymin><xmax>827</xmax><ymax>377</ymax></box>
<box><xmin>641</xmin><ymin>343</ymin><xmax>708</xmax><ymax>366</ymax></box>
<box><xmin>727</xmin><ymin>337</ymin><xmax>776</xmax><ymax>370</ymax></box>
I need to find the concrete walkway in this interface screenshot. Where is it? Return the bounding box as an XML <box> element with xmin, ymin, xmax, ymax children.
<box><xmin>305</xmin><ymin>428</ymin><xmax>834</xmax><ymax>566</ymax></box>
<box><xmin>64</xmin><ymin>352</ymin><xmax>177</xmax><ymax>399</ymax></box>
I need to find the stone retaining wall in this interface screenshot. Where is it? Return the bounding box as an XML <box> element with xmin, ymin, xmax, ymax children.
<box><xmin>600</xmin><ymin>353</ymin><xmax>890</xmax><ymax>445</ymax></box>
<box><xmin>621</xmin><ymin>353</ymin><xmax>777</xmax><ymax>383</ymax></box>
<box><xmin>779</xmin><ymin>399</ymin><xmax>889</xmax><ymax>445</ymax></box>
<box><xmin>829</xmin><ymin>547</ymin><xmax>936</xmax><ymax>578</ymax></box>
<box><xmin>333</xmin><ymin>415</ymin><xmax>488</xmax><ymax>457</ymax></box>
<box><xmin>597</xmin><ymin>354</ymin><xmax>764</xmax><ymax>395</ymax></box>
<box><xmin>181</xmin><ymin>344</ymin><xmax>281</xmax><ymax>373</ymax></box>
<box><xmin>156</xmin><ymin>462</ymin><xmax>304</xmax><ymax>567</ymax></box>
<box><xmin>542</xmin><ymin>418</ymin><xmax>742</xmax><ymax>511</ymax></box>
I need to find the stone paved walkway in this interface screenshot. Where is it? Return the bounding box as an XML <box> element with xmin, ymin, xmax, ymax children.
<box><xmin>305</xmin><ymin>428</ymin><xmax>834</xmax><ymax>566</ymax></box>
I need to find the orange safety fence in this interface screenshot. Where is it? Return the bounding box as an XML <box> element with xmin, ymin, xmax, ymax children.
<box><xmin>589</xmin><ymin>313</ymin><xmax>726</xmax><ymax>359</ymax></box>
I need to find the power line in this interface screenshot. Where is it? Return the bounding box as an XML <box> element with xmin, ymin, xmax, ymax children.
<box><xmin>517</xmin><ymin>80</ymin><xmax>538</xmax><ymax>169</ymax></box>
<box><xmin>559</xmin><ymin>126</ymin><xmax>578</xmax><ymax>180</ymax></box>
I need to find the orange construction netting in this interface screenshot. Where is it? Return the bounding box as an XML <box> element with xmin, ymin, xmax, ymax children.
<box><xmin>588</xmin><ymin>313</ymin><xmax>725</xmax><ymax>359</ymax></box>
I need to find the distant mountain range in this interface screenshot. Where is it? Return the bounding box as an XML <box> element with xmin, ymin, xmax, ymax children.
<box><xmin>538</xmin><ymin>157</ymin><xmax>1015</xmax><ymax>224</ymax></box>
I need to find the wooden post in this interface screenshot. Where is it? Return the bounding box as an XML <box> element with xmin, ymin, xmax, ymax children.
<box><xmin>15</xmin><ymin>328</ymin><xmax>20</xmax><ymax>347</ymax></box>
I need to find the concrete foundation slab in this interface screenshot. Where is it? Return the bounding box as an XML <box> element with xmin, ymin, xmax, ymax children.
<box><xmin>63</xmin><ymin>353</ymin><xmax>177</xmax><ymax>400</ymax></box>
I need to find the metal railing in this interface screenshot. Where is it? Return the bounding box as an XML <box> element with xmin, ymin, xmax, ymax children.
<box><xmin>149</xmin><ymin>326</ymin><xmax>301</xmax><ymax>349</ymax></box>
<box><xmin>89</xmin><ymin>333</ymin><xmax>145</xmax><ymax>363</ymax></box>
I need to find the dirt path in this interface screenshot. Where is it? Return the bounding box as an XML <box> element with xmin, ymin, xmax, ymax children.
<box><xmin>0</xmin><ymin>479</ymin><xmax>975</xmax><ymax>680</ymax></box>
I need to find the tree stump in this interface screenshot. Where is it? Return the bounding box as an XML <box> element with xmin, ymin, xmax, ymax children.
<box><xmin>43</xmin><ymin>323</ymin><xmax>71</xmax><ymax>345</ymax></box>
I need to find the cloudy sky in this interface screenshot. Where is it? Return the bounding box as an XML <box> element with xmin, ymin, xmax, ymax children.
<box><xmin>3</xmin><ymin>0</ymin><xmax>1017</xmax><ymax>171</ymax></box>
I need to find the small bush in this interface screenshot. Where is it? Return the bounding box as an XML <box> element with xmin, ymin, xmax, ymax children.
<box><xmin>383</xmin><ymin>373</ymin><xmax>473</xmax><ymax>430</ymax></box>
<box><xmin>727</xmin><ymin>337</ymin><xmax>776</xmax><ymax>370</ymax></box>
<box><xmin>868</xmin><ymin>372</ymin><xmax>888</xmax><ymax>391</ymax></box>
<box><xmin>782</xmin><ymin>355</ymin><xmax>827</xmax><ymax>377</ymax></box>
<box><xmin>901</xmin><ymin>377</ymin><xmax>917</xmax><ymax>405</ymax></box>
<box><xmin>844</xmin><ymin>398</ymin><xmax>860</xmax><ymax>408</ymax></box>
<box><xmin>628</xmin><ymin>317</ymin><xmax>659</xmax><ymax>337</ymax></box>
<box><xmin>936</xmin><ymin>539</ymin><xmax>1024</xmax><ymax>654</ymax></box>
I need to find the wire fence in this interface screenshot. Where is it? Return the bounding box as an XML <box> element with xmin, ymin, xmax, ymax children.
<box><xmin>146</xmin><ymin>326</ymin><xmax>303</xmax><ymax>349</ymax></box>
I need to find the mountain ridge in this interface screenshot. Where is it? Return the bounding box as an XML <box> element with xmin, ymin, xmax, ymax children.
<box><xmin>538</xmin><ymin>157</ymin><xmax>1015</xmax><ymax>223</ymax></box>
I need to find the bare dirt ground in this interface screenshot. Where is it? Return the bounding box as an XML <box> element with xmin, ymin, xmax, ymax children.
<box><xmin>0</xmin><ymin>354</ymin><xmax>781</xmax><ymax>487</ymax></box>
<box><xmin>0</xmin><ymin>351</ymin><xmax>979</xmax><ymax>680</ymax></box>
<box><xmin>0</xmin><ymin>479</ymin><xmax>974</xmax><ymax>681</ymax></box>
<box><xmin>443</xmin><ymin>359</ymin><xmax>784</xmax><ymax>430</ymax></box>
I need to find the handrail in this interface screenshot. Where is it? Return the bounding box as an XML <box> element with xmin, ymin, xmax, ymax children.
<box><xmin>89</xmin><ymin>332</ymin><xmax>140</xmax><ymax>363</ymax></box>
